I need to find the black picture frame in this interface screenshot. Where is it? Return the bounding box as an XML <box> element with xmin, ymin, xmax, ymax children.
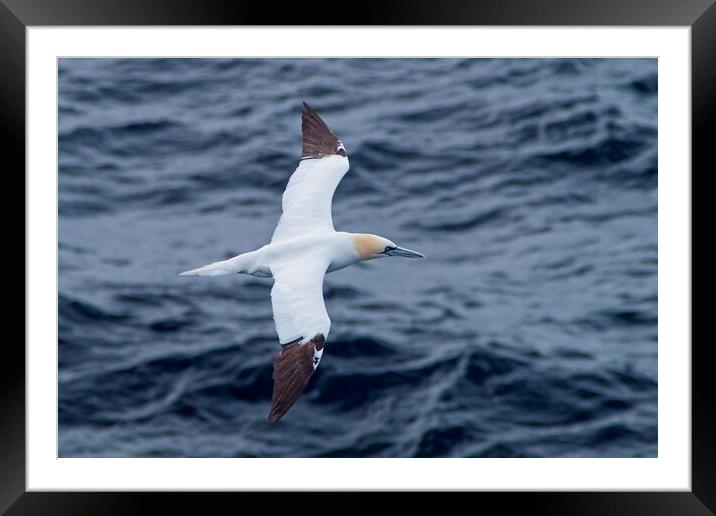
<box><xmin>3</xmin><ymin>1</ymin><xmax>709</xmax><ymax>513</ymax></box>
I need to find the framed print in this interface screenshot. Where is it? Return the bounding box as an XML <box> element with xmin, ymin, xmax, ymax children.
<box><xmin>4</xmin><ymin>0</ymin><xmax>711</xmax><ymax>513</ymax></box>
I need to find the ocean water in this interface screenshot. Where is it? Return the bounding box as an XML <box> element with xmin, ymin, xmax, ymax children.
<box><xmin>58</xmin><ymin>58</ymin><xmax>658</xmax><ymax>458</ymax></box>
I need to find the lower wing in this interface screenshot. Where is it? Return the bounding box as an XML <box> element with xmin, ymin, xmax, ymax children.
<box><xmin>268</xmin><ymin>257</ymin><xmax>330</xmax><ymax>421</ymax></box>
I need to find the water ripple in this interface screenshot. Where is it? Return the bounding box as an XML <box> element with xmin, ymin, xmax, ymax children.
<box><xmin>59</xmin><ymin>57</ymin><xmax>657</xmax><ymax>458</ymax></box>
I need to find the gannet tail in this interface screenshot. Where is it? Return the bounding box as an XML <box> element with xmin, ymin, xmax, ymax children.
<box><xmin>179</xmin><ymin>254</ymin><xmax>246</xmax><ymax>277</ymax></box>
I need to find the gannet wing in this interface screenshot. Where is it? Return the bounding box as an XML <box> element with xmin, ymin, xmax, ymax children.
<box><xmin>271</xmin><ymin>102</ymin><xmax>349</xmax><ymax>243</ymax></box>
<box><xmin>268</xmin><ymin>256</ymin><xmax>330</xmax><ymax>422</ymax></box>
<box><xmin>269</xmin><ymin>334</ymin><xmax>326</xmax><ymax>422</ymax></box>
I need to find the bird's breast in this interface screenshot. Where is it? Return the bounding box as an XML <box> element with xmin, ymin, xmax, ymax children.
<box><xmin>326</xmin><ymin>250</ymin><xmax>360</xmax><ymax>273</ymax></box>
<box><xmin>326</xmin><ymin>259</ymin><xmax>351</xmax><ymax>273</ymax></box>
<box><xmin>259</xmin><ymin>232</ymin><xmax>358</xmax><ymax>275</ymax></box>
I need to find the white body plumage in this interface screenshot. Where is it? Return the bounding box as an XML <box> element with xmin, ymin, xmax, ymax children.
<box><xmin>180</xmin><ymin>154</ymin><xmax>357</xmax><ymax>344</ymax></box>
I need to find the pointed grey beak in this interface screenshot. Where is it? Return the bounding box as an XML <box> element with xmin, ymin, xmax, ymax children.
<box><xmin>386</xmin><ymin>246</ymin><xmax>425</xmax><ymax>258</ymax></box>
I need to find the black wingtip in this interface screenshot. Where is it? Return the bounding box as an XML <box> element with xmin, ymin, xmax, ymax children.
<box><xmin>267</xmin><ymin>334</ymin><xmax>326</xmax><ymax>423</ymax></box>
<box><xmin>301</xmin><ymin>100</ymin><xmax>319</xmax><ymax>119</ymax></box>
<box><xmin>302</xmin><ymin>101</ymin><xmax>318</xmax><ymax>118</ymax></box>
<box><xmin>300</xmin><ymin>102</ymin><xmax>345</xmax><ymax>158</ymax></box>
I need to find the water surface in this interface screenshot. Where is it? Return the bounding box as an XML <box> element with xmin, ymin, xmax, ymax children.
<box><xmin>59</xmin><ymin>58</ymin><xmax>658</xmax><ymax>457</ymax></box>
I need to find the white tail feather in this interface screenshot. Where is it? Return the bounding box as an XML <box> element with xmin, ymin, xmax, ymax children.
<box><xmin>179</xmin><ymin>255</ymin><xmax>244</xmax><ymax>277</ymax></box>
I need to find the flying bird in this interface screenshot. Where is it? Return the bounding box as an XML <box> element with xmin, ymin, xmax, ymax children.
<box><xmin>180</xmin><ymin>102</ymin><xmax>424</xmax><ymax>422</ymax></box>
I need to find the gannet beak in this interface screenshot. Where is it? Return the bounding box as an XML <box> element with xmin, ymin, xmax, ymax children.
<box><xmin>386</xmin><ymin>246</ymin><xmax>425</xmax><ymax>258</ymax></box>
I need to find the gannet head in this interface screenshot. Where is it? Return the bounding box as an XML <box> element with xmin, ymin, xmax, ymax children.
<box><xmin>353</xmin><ymin>234</ymin><xmax>425</xmax><ymax>261</ymax></box>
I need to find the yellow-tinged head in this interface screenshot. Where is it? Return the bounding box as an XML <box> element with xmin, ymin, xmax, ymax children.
<box><xmin>353</xmin><ymin>234</ymin><xmax>425</xmax><ymax>261</ymax></box>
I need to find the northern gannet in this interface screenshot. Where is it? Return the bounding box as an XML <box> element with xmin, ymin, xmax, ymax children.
<box><xmin>180</xmin><ymin>102</ymin><xmax>424</xmax><ymax>422</ymax></box>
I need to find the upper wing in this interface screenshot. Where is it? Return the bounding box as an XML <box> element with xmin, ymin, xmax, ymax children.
<box><xmin>271</xmin><ymin>103</ymin><xmax>349</xmax><ymax>243</ymax></box>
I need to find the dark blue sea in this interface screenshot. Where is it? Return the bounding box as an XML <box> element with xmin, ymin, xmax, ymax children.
<box><xmin>58</xmin><ymin>58</ymin><xmax>658</xmax><ymax>458</ymax></box>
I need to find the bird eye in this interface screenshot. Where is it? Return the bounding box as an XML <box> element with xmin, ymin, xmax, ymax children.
<box><xmin>384</xmin><ymin>246</ymin><xmax>394</xmax><ymax>253</ymax></box>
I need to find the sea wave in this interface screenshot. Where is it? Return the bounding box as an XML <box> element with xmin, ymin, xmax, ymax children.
<box><xmin>59</xmin><ymin>57</ymin><xmax>657</xmax><ymax>457</ymax></box>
